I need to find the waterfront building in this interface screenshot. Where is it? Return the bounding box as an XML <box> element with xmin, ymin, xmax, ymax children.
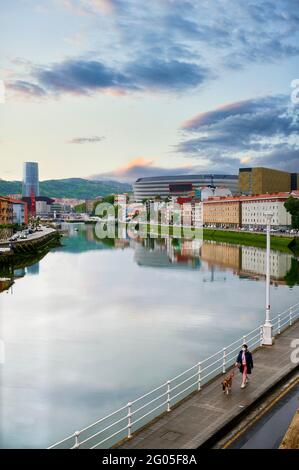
<box><xmin>241</xmin><ymin>193</ymin><xmax>292</xmax><ymax>228</ymax></box>
<box><xmin>22</xmin><ymin>196</ymin><xmax>54</xmax><ymax>218</ymax></box>
<box><xmin>0</xmin><ymin>197</ymin><xmax>13</xmax><ymax>225</ymax></box>
<box><xmin>239</xmin><ymin>167</ymin><xmax>299</xmax><ymax>195</ymax></box>
<box><xmin>203</xmin><ymin>196</ymin><xmax>242</xmax><ymax>228</ymax></box>
<box><xmin>133</xmin><ymin>174</ymin><xmax>238</xmax><ymax>201</ymax></box>
<box><xmin>22</xmin><ymin>162</ymin><xmax>39</xmax><ymax>197</ymax></box>
<box><xmin>10</xmin><ymin>199</ymin><xmax>28</xmax><ymax>225</ymax></box>
<box><xmin>114</xmin><ymin>194</ymin><xmax>129</xmax><ymax>205</ymax></box>
<box><xmin>203</xmin><ymin>192</ymin><xmax>294</xmax><ymax>228</ymax></box>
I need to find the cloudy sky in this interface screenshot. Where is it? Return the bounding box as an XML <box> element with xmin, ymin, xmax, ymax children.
<box><xmin>1</xmin><ymin>0</ymin><xmax>298</xmax><ymax>182</ymax></box>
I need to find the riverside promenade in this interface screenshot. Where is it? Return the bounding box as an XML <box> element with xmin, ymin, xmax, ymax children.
<box><xmin>119</xmin><ymin>321</ymin><xmax>299</xmax><ymax>449</ymax></box>
<box><xmin>0</xmin><ymin>227</ymin><xmax>60</xmax><ymax>261</ymax></box>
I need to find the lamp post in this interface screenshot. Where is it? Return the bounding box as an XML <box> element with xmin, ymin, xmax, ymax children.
<box><xmin>262</xmin><ymin>211</ymin><xmax>274</xmax><ymax>345</ymax></box>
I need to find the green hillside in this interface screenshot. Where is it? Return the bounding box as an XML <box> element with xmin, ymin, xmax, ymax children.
<box><xmin>0</xmin><ymin>178</ymin><xmax>131</xmax><ymax>199</ymax></box>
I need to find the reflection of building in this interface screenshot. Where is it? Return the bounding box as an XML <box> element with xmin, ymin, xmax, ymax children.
<box><xmin>239</xmin><ymin>167</ymin><xmax>299</xmax><ymax>195</ymax></box>
<box><xmin>22</xmin><ymin>162</ymin><xmax>39</xmax><ymax>197</ymax></box>
<box><xmin>240</xmin><ymin>246</ymin><xmax>292</xmax><ymax>280</ymax></box>
<box><xmin>134</xmin><ymin>175</ymin><xmax>238</xmax><ymax>201</ymax></box>
<box><xmin>133</xmin><ymin>237</ymin><xmax>202</xmax><ymax>270</ymax></box>
<box><xmin>26</xmin><ymin>263</ymin><xmax>40</xmax><ymax>275</ymax></box>
<box><xmin>0</xmin><ymin>197</ymin><xmax>13</xmax><ymax>225</ymax></box>
<box><xmin>201</xmin><ymin>241</ymin><xmax>241</xmax><ymax>270</ymax></box>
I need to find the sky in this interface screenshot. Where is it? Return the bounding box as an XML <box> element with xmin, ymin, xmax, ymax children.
<box><xmin>0</xmin><ymin>0</ymin><xmax>299</xmax><ymax>182</ymax></box>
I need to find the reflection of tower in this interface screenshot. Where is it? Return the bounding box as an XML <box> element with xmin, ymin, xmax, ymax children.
<box><xmin>26</xmin><ymin>263</ymin><xmax>40</xmax><ymax>275</ymax></box>
<box><xmin>22</xmin><ymin>162</ymin><xmax>39</xmax><ymax>198</ymax></box>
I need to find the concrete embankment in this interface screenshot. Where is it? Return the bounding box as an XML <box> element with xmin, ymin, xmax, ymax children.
<box><xmin>0</xmin><ymin>228</ymin><xmax>61</xmax><ymax>263</ymax></box>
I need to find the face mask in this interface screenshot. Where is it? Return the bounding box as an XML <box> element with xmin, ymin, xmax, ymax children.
<box><xmin>242</xmin><ymin>348</ymin><xmax>246</xmax><ymax>351</ymax></box>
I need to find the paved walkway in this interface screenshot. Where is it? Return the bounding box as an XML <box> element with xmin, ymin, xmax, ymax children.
<box><xmin>119</xmin><ymin>321</ymin><xmax>299</xmax><ymax>449</ymax></box>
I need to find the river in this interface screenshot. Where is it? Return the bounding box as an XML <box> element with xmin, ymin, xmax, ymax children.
<box><xmin>0</xmin><ymin>223</ymin><xmax>298</xmax><ymax>448</ymax></box>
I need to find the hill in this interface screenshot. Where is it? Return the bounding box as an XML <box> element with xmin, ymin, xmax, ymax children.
<box><xmin>0</xmin><ymin>178</ymin><xmax>131</xmax><ymax>199</ymax></box>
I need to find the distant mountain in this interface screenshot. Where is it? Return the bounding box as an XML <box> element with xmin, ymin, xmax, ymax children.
<box><xmin>0</xmin><ymin>178</ymin><xmax>132</xmax><ymax>199</ymax></box>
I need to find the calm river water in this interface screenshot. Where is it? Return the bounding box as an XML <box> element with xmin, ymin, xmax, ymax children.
<box><xmin>0</xmin><ymin>223</ymin><xmax>298</xmax><ymax>448</ymax></box>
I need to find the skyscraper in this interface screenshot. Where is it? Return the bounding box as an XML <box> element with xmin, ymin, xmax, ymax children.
<box><xmin>22</xmin><ymin>162</ymin><xmax>39</xmax><ymax>197</ymax></box>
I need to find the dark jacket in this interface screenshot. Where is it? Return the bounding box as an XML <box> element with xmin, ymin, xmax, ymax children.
<box><xmin>236</xmin><ymin>350</ymin><xmax>253</xmax><ymax>374</ymax></box>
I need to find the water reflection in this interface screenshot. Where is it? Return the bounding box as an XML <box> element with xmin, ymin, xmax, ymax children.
<box><xmin>2</xmin><ymin>223</ymin><xmax>299</xmax><ymax>294</ymax></box>
<box><xmin>0</xmin><ymin>223</ymin><xmax>298</xmax><ymax>449</ymax></box>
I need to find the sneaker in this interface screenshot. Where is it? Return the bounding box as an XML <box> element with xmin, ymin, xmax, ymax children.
<box><xmin>241</xmin><ymin>383</ymin><xmax>246</xmax><ymax>389</ymax></box>
<box><xmin>245</xmin><ymin>377</ymin><xmax>249</xmax><ymax>384</ymax></box>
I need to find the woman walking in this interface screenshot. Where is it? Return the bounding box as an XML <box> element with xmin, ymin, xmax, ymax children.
<box><xmin>235</xmin><ymin>344</ymin><xmax>253</xmax><ymax>389</ymax></box>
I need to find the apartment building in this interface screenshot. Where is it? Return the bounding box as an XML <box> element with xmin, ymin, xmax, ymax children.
<box><xmin>241</xmin><ymin>193</ymin><xmax>292</xmax><ymax>227</ymax></box>
<box><xmin>203</xmin><ymin>192</ymin><xmax>293</xmax><ymax>228</ymax></box>
<box><xmin>10</xmin><ymin>199</ymin><xmax>28</xmax><ymax>225</ymax></box>
<box><xmin>203</xmin><ymin>197</ymin><xmax>241</xmax><ymax>228</ymax></box>
<box><xmin>0</xmin><ymin>197</ymin><xmax>13</xmax><ymax>225</ymax></box>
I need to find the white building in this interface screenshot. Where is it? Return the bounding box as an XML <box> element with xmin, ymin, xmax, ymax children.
<box><xmin>241</xmin><ymin>193</ymin><xmax>292</xmax><ymax>228</ymax></box>
<box><xmin>12</xmin><ymin>200</ymin><xmax>27</xmax><ymax>225</ymax></box>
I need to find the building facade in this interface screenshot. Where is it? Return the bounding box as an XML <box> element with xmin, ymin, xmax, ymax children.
<box><xmin>241</xmin><ymin>193</ymin><xmax>292</xmax><ymax>228</ymax></box>
<box><xmin>11</xmin><ymin>199</ymin><xmax>28</xmax><ymax>225</ymax></box>
<box><xmin>0</xmin><ymin>197</ymin><xmax>13</xmax><ymax>225</ymax></box>
<box><xmin>133</xmin><ymin>174</ymin><xmax>238</xmax><ymax>201</ymax></box>
<box><xmin>22</xmin><ymin>162</ymin><xmax>39</xmax><ymax>197</ymax></box>
<box><xmin>22</xmin><ymin>196</ymin><xmax>54</xmax><ymax>218</ymax></box>
<box><xmin>239</xmin><ymin>167</ymin><xmax>299</xmax><ymax>195</ymax></box>
<box><xmin>203</xmin><ymin>197</ymin><xmax>242</xmax><ymax>228</ymax></box>
<box><xmin>203</xmin><ymin>192</ymin><xmax>293</xmax><ymax>228</ymax></box>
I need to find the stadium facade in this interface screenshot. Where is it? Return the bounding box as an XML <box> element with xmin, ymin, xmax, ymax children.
<box><xmin>133</xmin><ymin>174</ymin><xmax>238</xmax><ymax>201</ymax></box>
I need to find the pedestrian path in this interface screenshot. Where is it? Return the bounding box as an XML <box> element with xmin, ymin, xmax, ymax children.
<box><xmin>119</xmin><ymin>321</ymin><xmax>299</xmax><ymax>449</ymax></box>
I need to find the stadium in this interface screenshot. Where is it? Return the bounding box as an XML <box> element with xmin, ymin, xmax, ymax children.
<box><xmin>133</xmin><ymin>174</ymin><xmax>239</xmax><ymax>201</ymax></box>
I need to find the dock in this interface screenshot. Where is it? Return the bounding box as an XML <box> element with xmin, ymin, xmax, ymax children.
<box><xmin>118</xmin><ymin>321</ymin><xmax>299</xmax><ymax>449</ymax></box>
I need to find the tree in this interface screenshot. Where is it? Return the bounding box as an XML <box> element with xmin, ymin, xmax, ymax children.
<box><xmin>284</xmin><ymin>196</ymin><xmax>299</xmax><ymax>229</ymax></box>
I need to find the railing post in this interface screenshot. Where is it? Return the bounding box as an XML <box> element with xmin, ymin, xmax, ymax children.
<box><xmin>243</xmin><ymin>335</ymin><xmax>246</xmax><ymax>345</ymax></box>
<box><xmin>127</xmin><ymin>402</ymin><xmax>132</xmax><ymax>439</ymax></box>
<box><xmin>222</xmin><ymin>348</ymin><xmax>226</xmax><ymax>373</ymax></box>
<box><xmin>73</xmin><ymin>431</ymin><xmax>80</xmax><ymax>449</ymax></box>
<box><xmin>260</xmin><ymin>326</ymin><xmax>263</xmax><ymax>346</ymax></box>
<box><xmin>289</xmin><ymin>307</ymin><xmax>293</xmax><ymax>326</ymax></box>
<box><xmin>198</xmin><ymin>362</ymin><xmax>202</xmax><ymax>391</ymax></box>
<box><xmin>167</xmin><ymin>381</ymin><xmax>171</xmax><ymax>412</ymax></box>
<box><xmin>278</xmin><ymin>314</ymin><xmax>281</xmax><ymax>334</ymax></box>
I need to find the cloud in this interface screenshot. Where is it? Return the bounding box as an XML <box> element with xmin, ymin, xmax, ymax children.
<box><xmin>7</xmin><ymin>1</ymin><xmax>299</xmax><ymax>102</ymax></box>
<box><xmin>178</xmin><ymin>94</ymin><xmax>299</xmax><ymax>173</ymax></box>
<box><xmin>7</xmin><ymin>57</ymin><xmax>209</xmax><ymax>99</ymax></box>
<box><xmin>7</xmin><ymin>80</ymin><xmax>47</xmax><ymax>99</ymax></box>
<box><xmin>58</xmin><ymin>0</ymin><xmax>119</xmax><ymax>16</ymax></box>
<box><xmin>89</xmin><ymin>157</ymin><xmax>205</xmax><ymax>183</ymax></box>
<box><xmin>68</xmin><ymin>135</ymin><xmax>105</xmax><ymax>144</ymax></box>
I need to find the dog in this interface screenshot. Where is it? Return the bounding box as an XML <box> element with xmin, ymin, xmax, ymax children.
<box><xmin>221</xmin><ymin>370</ymin><xmax>235</xmax><ymax>395</ymax></box>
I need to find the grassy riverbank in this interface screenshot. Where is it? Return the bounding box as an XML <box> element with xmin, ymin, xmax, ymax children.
<box><xmin>203</xmin><ymin>228</ymin><xmax>296</xmax><ymax>252</ymax></box>
<box><xmin>136</xmin><ymin>223</ymin><xmax>297</xmax><ymax>253</ymax></box>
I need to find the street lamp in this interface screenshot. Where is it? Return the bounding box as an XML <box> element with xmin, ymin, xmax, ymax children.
<box><xmin>262</xmin><ymin>211</ymin><xmax>274</xmax><ymax>345</ymax></box>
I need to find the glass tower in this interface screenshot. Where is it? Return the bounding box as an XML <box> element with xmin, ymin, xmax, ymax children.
<box><xmin>22</xmin><ymin>162</ymin><xmax>40</xmax><ymax>197</ymax></box>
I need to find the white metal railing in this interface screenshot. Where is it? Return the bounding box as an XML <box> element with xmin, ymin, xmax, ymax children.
<box><xmin>48</xmin><ymin>302</ymin><xmax>299</xmax><ymax>449</ymax></box>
